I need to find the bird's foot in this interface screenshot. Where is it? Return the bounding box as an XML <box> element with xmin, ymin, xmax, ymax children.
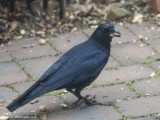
<box><xmin>84</xmin><ymin>95</ymin><xmax>111</xmax><ymax>106</ymax></box>
<box><xmin>70</xmin><ymin>95</ymin><xmax>96</xmax><ymax>108</ymax></box>
<box><xmin>71</xmin><ymin>95</ymin><xmax>111</xmax><ymax>108</ymax></box>
<box><xmin>84</xmin><ymin>95</ymin><xmax>98</xmax><ymax>105</ymax></box>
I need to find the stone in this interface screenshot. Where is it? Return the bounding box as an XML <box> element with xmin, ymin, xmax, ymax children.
<box><xmin>49</xmin><ymin>31</ymin><xmax>88</xmax><ymax>53</ymax></box>
<box><xmin>82</xmin><ymin>28</ymin><xmax>95</xmax><ymax>37</ymax></box>
<box><xmin>47</xmin><ymin>105</ymin><xmax>122</xmax><ymax>120</ymax></box>
<box><xmin>111</xmin><ymin>25</ymin><xmax>137</xmax><ymax>46</ymax></box>
<box><xmin>93</xmin><ymin>64</ymin><xmax>153</xmax><ymax>85</ymax></box>
<box><xmin>0</xmin><ymin>87</ymin><xmax>18</xmax><ymax>102</ymax></box>
<box><xmin>147</xmin><ymin>38</ymin><xmax>160</xmax><ymax>52</ymax></box>
<box><xmin>106</xmin><ymin>3</ymin><xmax>130</xmax><ymax>21</ymax></box>
<box><xmin>19</xmin><ymin>56</ymin><xmax>59</xmax><ymax>79</ymax></box>
<box><xmin>13</xmin><ymin>82</ymin><xmax>35</xmax><ymax>94</ymax></box>
<box><xmin>104</xmin><ymin>57</ymin><xmax>119</xmax><ymax>69</ymax></box>
<box><xmin>132</xmin><ymin>78</ymin><xmax>160</xmax><ymax>96</ymax></box>
<box><xmin>5</xmin><ymin>38</ymin><xmax>56</xmax><ymax>60</ymax></box>
<box><xmin>125</xmin><ymin>23</ymin><xmax>160</xmax><ymax>40</ymax></box>
<box><xmin>0</xmin><ymin>62</ymin><xmax>28</xmax><ymax>85</ymax></box>
<box><xmin>0</xmin><ymin>48</ymin><xmax>12</xmax><ymax>63</ymax></box>
<box><xmin>111</xmin><ymin>42</ymin><xmax>157</xmax><ymax>65</ymax></box>
<box><xmin>150</xmin><ymin>61</ymin><xmax>160</xmax><ymax>73</ymax></box>
<box><xmin>116</xmin><ymin>96</ymin><xmax>160</xmax><ymax>118</ymax></box>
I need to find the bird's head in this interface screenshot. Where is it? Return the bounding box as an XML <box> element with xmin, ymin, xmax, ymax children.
<box><xmin>97</xmin><ymin>23</ymin><xmax>121</xmax><ymax>38</ymax></box>
<box><xmin>89</xmin><ymin>23</ymin><xmax>121</xmax><ymax>47</ymax></box>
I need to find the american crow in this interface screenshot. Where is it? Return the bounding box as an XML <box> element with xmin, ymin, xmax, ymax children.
<box><xmin>7</xmin><ymin>23</ymin><xmax>121</xmax><ymax>112</ymax></box>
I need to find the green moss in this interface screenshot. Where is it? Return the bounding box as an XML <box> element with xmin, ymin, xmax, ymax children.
<box><xmin>29</xmin><ymin>78</ymin><xmax>37</xmax><ymax>81</ymax></box>
<box><xmin>110</xmin><ymin>101</ymin><xmax>127</xmax><ymax>120</ymax></box>
<box><xmin>13</xmin><ymin>58</ymin><xmax>34</xmax><ymax>81</ymax></box>
<box><xmin>141</xmin><ymin>61</ymin><xmax>153</xmax><ymax>64</ymax></box>
<box><xmin>125</xmin><ymin>83</ymin><xmax>141</xmax><ymax>98</ymax></box>
<box><xmin>156</xmin><ymin>73</ymin><xmax>160</xmax><ymax>78</ymax></box>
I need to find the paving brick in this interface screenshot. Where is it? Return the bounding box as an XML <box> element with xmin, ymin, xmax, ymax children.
<box><xmin>2</xmin><ymin>95</ymin><xmax>63</xmax><ymax>118</ymax></box>
<box><xmin>147</xmin><ymin>38</ymin><xmax>160</xmax><ymax>52</ymax></box>
<box><xmin>82</xmin><ymin>28</ymin><xmax>95</xmax><ymax>37</ymax></box>
<box><xmin>150</xmin><ymin>61</ymin><xmax>160</xmax><ymax>73</ymax></box>
<box><xmin>0</xmin><ymin>48</ymin><xmax>12</xmax><ymax>63</ymax></box>
<box><xmin>5</xmin><ymin>38</ymin><xmax>56</xmax><ymax>60</ymax></box>
<box><xmin>19</xmin><ymin>56</ymin><xmax>59</xmax><ymax>79</ymax></box>
<box><xmin>49</xmin><ymin>31</ymin><xmax>88</xmax><ymax>53</ymax></box>
<box><xmin>0</xmin><ymin>62</ymin><xmax>28</xmax><ymax>85</ymax></box>
<box><xmin>93</xmin><ymin>64</ymin><xmax>153</xmax><ymax>85</ymax></box>
<box><xmin>13</xmin><ymin>81</ymin><xmax>65</xmax><ymax>95</ymax></box>
<box><xmin>111</xmin><ymin>25</ymin><xmax>137</xmax><ymax>46</ymax></box>
<box><xmin>111</xmin><ymin>42</ymin><xmax>157</xmax><ymax>65</ymax></box>
<box><xmin>130</xmin><ymin>116</ymin><xmax>160</xmax><ymax>120</ymax></box>
<box><xmin>116</xmin><ymin>96</ymin><xmax>160</xmax><ymax>118</ymax></box>
<box><xmin>132</xmin><ymin>78</ymin><xmax>160</xmax><ymax>96</ymax></box>
<box><xmin>13</xmin><ymin>82</ymin><xmax>35</xmax><ymax>94</ymax></box>
<box><xmin>104</xmin><ymin>57</ymin><xmax>119</xmax><ymax>69</ymax></box>
<box><xmin>0</xmin><ymin>87</ymin><xmax>18</xmax><ymax>102</ymax></box>
<box><xmin>62</xmin><ymin>85</ymin><xmax>136</xmax><ymax>105</ymax></box>
<box><xmin>47</xmin><ymin>105</ymin><xmax>122</xmax><ymax>120</ymax></box>
<box><xmin>125</xmin><ymin>23</ymin><xmax>160</xmax><ymax>40</ymax></box>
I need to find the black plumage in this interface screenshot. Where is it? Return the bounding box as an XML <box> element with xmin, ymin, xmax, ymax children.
<box><xmin>7</xmin><ymin>23</ymin><xmax>121</xmax><ymax>112</ymax></box>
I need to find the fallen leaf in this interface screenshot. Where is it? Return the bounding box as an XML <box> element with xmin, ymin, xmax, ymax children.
<box><xmin>21</xmin><ymin>44</ymin><xmax>35</xmax><ymax>49</ymax></box>
<box><xmin>150</xmin><ymin>72</ymin><xmax>156</xmax><ymax>77</ymax></box>
<box><xmin>132</xmin><ymin>14</ymin><xmax>143</xmax><ymax>23</ymax></box>
<box><xmin>8</xmin><ymin>21</ymin><xmax>19</xmax><ymax>34</ymax></box>
<box><xmin>61</xmin><ymin>104</ymin><xmax>67</xmax><ymax>108</ymax></box>
<box><xmin>41</xmin><ymin>114</ymin><xmax>47</xmax><ymax>120</ymax></box>
<box><xmin>0</xmin><ymin>104</ymin><xmax>3</xmax><ymax>107</ymax></box>
<box><xmin>39</xmin><ymin>105</ymin><xmax>46</xmax><ymax>112</ymax></box>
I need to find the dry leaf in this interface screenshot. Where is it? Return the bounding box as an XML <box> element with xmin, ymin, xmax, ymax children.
<box><xmin>8</xmin><ymin>21</ymin><xmax>19</xmax><ymax>34</ymax></box>
<box><xmin>39</xmin><ymin>105</ymin><xmax>46</xmax><ymax>112</ymax></box>
<box><xmin>21</xmin><ymin>44</ymin><xmax>35</xmax><ymax>49</ymax></box>
<box><xmin>61</xmin><ymin>104</ymin><xmax>67</xmax><ymax>108</ymax></box>
<box><xmin>41</xmin><ymin>114</ymin><xmax>47</xmax><ymax>120</ymax></box>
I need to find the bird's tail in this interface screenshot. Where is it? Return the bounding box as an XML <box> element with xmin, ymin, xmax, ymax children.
<box><xmin>7</xmin><ymin>82</ymin><xmax>48</xmax><ymax>112</ymax></box>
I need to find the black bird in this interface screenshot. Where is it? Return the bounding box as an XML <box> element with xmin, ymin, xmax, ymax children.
<box><xmin>7</xmin><ymin>23</ymin><xmax>121</xmax><ymax>112</ymax></box>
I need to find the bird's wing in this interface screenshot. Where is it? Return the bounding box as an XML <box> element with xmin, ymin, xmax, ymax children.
<box><xmin>39</xmin><ymin>51</ymin><xmax>108</xmax><ymax>89</ymax></box>
<box><xmin>38</xmin><ymin>56</ymin><xmax>67</xmax><ymax>81</ymax></box>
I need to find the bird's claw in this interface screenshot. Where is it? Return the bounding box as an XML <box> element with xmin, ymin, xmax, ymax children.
<box><xmin>84</xmin><ymin>95</ymin><xmax>111</xmax><ymax>106</ymax></box>
<box><xmin>84</xmin><ymin>95</ymin><xmax>98</xmax><ymax>105</ymax></box>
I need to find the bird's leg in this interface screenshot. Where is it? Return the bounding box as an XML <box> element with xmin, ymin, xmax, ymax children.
<box><xmin>67</xmin><ymin>88</ymin><xmax>110</xmax><ymax>106</ymax></box>
<box><xmin>66</xmin><ymin>88</ymin><xmax>83</xmax><ymax>106</ymax></box>
<box><xmin>74</xmin><ymin>89</ymin><xmax>98</xmax><ymax>106</ymax></box>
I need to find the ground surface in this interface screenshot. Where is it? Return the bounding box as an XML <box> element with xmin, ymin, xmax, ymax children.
<box><xmin>0</xmin><ymin>22</ymin><xmax>160</xmax><ymax>120</ymax></box>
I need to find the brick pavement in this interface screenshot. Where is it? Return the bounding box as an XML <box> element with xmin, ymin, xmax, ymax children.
<box><xmin>0</xmin><ymin>22</ymin><xmax>160</xmax><ymax>120</ymax></box>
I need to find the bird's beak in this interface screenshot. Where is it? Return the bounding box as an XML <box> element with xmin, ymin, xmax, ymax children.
<box><xmin>110</xmin><ymin>30</ymin><xmax>121</xmax><ymax>37</ymax></box>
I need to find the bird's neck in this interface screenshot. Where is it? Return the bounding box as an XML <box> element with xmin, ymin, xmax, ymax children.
<box><xmin>89</xmin><ymin>34</ymin><xmax>112</xmax><ymax>50</ymax></box>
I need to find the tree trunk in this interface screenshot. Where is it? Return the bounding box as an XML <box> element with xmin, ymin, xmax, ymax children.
<box><xmin>60</xmin><ymin>0</ymin><xmax>66</xmax><ymax>21</ymax></box>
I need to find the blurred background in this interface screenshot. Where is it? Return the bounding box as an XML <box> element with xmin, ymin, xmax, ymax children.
<box><xmin>0</xmin><ymin>0</ymin><xmax>160</xmax><ymax>44</ymax></box>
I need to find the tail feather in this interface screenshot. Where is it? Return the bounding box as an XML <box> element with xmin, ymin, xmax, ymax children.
<box><xmin>7</xmin><ymin>82</ymin><xmax>47</xmax><ymax>112</ymax></box>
